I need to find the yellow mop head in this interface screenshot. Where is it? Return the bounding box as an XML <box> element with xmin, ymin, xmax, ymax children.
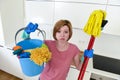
<box><xmin>83</xmin><ymin>10</ymin><xmax>106</xmax><ymax>37</ymax></box>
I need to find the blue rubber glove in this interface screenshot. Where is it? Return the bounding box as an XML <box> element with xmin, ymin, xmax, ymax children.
<box><xmin>25</xmin><ymin>22</ymin><xmax>38</xmax><ymax>34</ymax></box>
<box><xmin>84</xmin><ymin>49</ymin><xmax>94</xmax><ymax>58</ymax></box>
<box><xmin>19</xmin><ymin>52</ymin><xmax>30</xmax><ymax>58</ymax></box>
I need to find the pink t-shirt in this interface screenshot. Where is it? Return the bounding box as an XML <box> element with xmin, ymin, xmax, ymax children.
<box><xmin>40</xmin><ymin>40</ymin><xmax>80</xmax><ymax>80</ymax></box>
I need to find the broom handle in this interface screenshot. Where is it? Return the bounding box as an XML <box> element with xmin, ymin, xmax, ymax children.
<box><xmin>78</xmin><ymin>35</ymin><xmax>95</xmax><ymax>80</ymax></box>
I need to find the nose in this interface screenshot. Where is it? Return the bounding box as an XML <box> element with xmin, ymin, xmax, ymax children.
<box><xmin>60</xmin><ymin>32</ymin><xmax>65</xmax><ymax>37</ymax></box>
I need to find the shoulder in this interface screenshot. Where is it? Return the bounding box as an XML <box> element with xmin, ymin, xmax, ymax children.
<box><xmin>45</xmin><ymin>40</ymin><xmax>54</xmax><ymax>43</ymax></box>
<box><xmin>69</xmin><ymin>43</ymin><xmax>78</xmax><ymax>48</ymax></box>
<box><xmin>69</xmin><ymin>43</ymin><xmax>80</xmax><ymax>57</ymax></box>
<box><xmin>69</xmin><ymin>42</ymin><xmax>80</xmax><ymax>51</ymax></box>
<box><xmin>44</xmin><ymin>40</ymin><xmax>55</xmax><ymax>45</ymax></box>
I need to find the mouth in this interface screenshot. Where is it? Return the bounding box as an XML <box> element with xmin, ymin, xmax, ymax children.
<box><xmin>60</xmin><ymin>38</ymin><xmax>65</xmax><ymax>40</ymax></box>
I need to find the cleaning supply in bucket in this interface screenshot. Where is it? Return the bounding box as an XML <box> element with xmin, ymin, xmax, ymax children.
<box><xmin>12</xmin><ymin>22</ymin><xmax>51</xmax><ymax>77</ymax></box>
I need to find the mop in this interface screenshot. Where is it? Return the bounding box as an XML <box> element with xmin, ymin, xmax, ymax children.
<box><xmin>78</xmin><ymin>10</ymin><xmax>108</xmax><ymax>80</ymax></box>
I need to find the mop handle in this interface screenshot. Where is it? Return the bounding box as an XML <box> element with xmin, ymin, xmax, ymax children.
<box><xmin>78</xmin><ymin>35</ymin><xmax>95</xmax><ymax>80</ymax></box>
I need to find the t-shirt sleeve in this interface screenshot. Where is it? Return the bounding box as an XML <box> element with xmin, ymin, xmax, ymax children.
<box><xmin>44</xmin><ymin>40</ymin><xmax>52</xmax><ymax>45</ymax></box>
<box><xmin>73</xmin><ymin>44</ymin><xmax>81</xmax><ymax>57</ymax></box>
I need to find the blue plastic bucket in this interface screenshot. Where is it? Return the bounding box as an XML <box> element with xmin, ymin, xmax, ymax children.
<box><xmin>19</xmin><ymin>58</ymin><xmax>44</xmax><ymax>77</ymax></box>
<box><xmin>17</xmin><ymin>39</ymin><xmax>43</xmax><ymax>50</ymax></box>
<box><xmin>17</xmin><ymin>39</ymin><xmax>44</xmax><ymax>77</ymax></box>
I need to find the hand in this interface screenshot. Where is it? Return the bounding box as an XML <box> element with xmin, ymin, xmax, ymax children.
<box><xmin>80</xmin><ymin>55</ymin><xmax>84</xmax><ymax>63</ymax></box>
<box><xmin>84</xmin><ymin>49</ymin><xmax>94</xmax><ymax>58</ymax></box>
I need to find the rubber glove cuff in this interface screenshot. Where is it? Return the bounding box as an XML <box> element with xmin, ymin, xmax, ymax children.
<box><xmin>84</xmin><ymin>49</ymin><xmax>94</xmax><ymax>58</ymax></box>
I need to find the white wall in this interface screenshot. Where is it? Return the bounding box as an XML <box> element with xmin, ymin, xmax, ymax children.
<box><xmin>0</xmin><ymin>14</ymin><xmax>4</xmax><ymax>45</ymax></box>
<box><xmin>25</xmin><ymin>0</ymin><xmax>120</xmax><ymax>36</ymax></box>
<box><xmin>0</xmin><ymin>0</ymin><xmax>25</xmax><ymax>45</ymax></box>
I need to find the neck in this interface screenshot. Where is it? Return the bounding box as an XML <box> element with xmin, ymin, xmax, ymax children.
<box><xmin>56</xmin><ymin>41</ymin><xmax>69</xmax><ymax>51</ymax></box>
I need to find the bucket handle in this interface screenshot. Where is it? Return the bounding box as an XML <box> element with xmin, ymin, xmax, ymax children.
<box><xmin>15</xmin><ymin>27</ymin><xmax>46</xmax><ymax>45</ymax></box>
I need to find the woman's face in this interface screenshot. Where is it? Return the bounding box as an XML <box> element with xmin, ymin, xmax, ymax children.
<box><xmin>56</xmin><ymin>25</ymin><xmax>70</xmax><ymax>42</ymax></box>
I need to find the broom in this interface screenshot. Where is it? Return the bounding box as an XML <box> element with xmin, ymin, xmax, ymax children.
<box><xmin>78</xmin><ymin>10</ymin><xmax>108</xmax><ymax>80</ymax></box>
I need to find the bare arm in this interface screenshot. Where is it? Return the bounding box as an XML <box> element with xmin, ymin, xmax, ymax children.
<box><xmin>72</xmin><ymin>51</ymin><xmax>84</xmax><ymax>70</ymax></box>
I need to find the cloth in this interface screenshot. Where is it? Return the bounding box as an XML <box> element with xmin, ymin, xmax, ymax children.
<box><xmin>40</xmin><ymin>40</ymin><xmax>80</xmax><ymax>80</ymax></box>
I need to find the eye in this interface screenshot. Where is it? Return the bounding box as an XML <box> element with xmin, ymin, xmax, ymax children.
<box><xmin>65</xmin><ymin>31</ymin><xmax>69</xmax><ymax>33</ymax></box>
<box><xmin>57</xmin><ymin>30</ymin><xmax>61</xmax><ymax>33</ymax></box>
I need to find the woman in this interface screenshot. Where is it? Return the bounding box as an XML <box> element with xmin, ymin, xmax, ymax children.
<box><xmin>39</xmin><ymin>19</ymin><xmax>83</xmax><ymax>80</ymax></box>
